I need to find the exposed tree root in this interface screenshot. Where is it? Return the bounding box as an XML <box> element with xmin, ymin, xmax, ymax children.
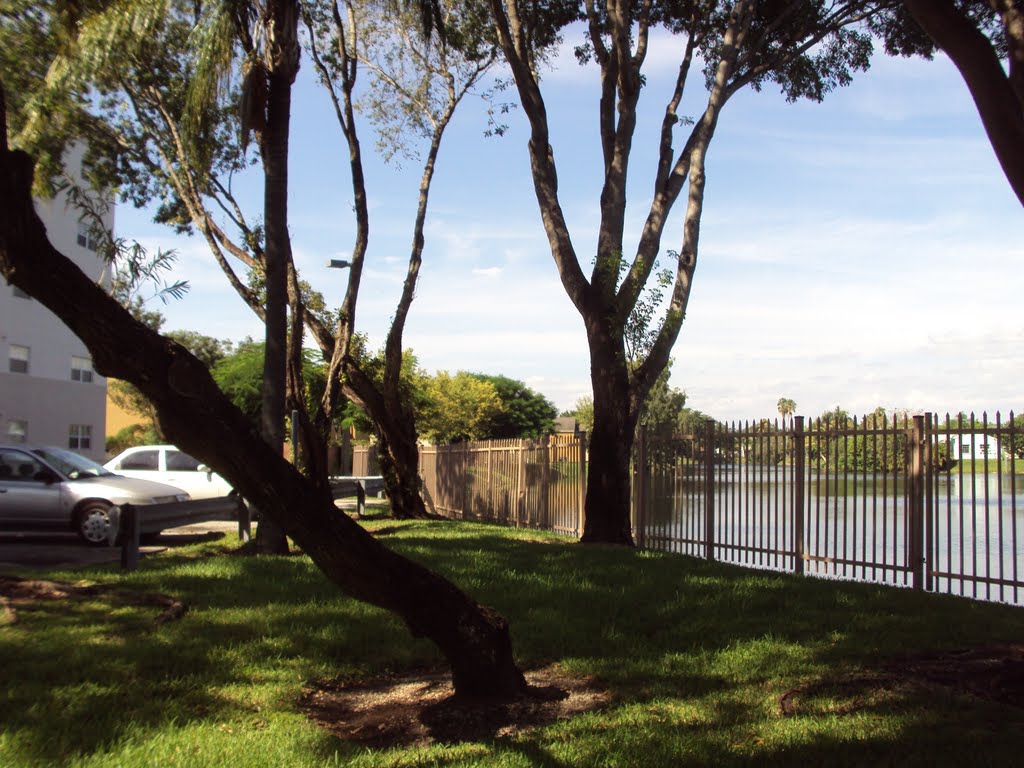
<box><xmin>299</xmin><ymin>663</ymin><xmax>609</xmax><ymax>747</ymax></box>
<box><xmin>0</xmin><ymin>575</ymin><xmax>187</xmax><ymax>626</ymax></box>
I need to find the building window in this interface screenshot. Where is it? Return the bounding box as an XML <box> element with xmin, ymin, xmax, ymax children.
<box><xmin>69</xmin><ymin>424</ymin><xmax>92</xmax><ymax>451</ymax></box>
<box><xmin>76</xmin><ymin>220</ymin><xmax>100</xmax><ymax>252</ymax></box>
<box><xmin>12</xmin><ymin>286</ymin><xmax>29</xmax><ymax>299</ymax></box>
<box><xmin>71</xmin><ymin>355</ymin><xmax>94</xmax><ymax>383</ymax></box>
<box><xmin>9</xmin><ymin>345</ymin><xmax>29</xmax><ymax>374</ymax></box>
<box><xmin>6</xmin><ymin>420</ymin><xmax>27</xmax><ymax>444</ymax></box>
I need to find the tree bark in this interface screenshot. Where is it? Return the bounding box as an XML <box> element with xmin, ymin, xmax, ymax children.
<box><xmin>342</xmin><ymin>365</ymin><xmax>431</xmax><ymax>519</ymax></box>
<box><xmin>0</xmin><ymin>132</ymin><xmax>526</xmax><ymax>699</ymax></box>
<box><xmin>902</xmin><ymin>0</ymin><xmax>1024</xmax><ymax>207</ymax></box>
<box><xmin>580</xmin><ymin>317</ymin><xmax>638</xmax><ymax>546</ymax></box>
<box><xmin>376</xmin><ymin>414</ymin><xmax>431</xmax><ymax>519</ymax></box>
<box><xmin>254</xmin><ymin>0</ymin><xmax>300</xmax><ymax>554</ymax></box>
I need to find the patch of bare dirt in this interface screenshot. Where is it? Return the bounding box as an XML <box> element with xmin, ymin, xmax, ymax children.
<box><xmin>299</xmin><ymin>664</ymin><xmax>610</xmax><ymax>748</ymax></box>
<box><xmin>0</xmin><ymin>575</ymin><xmax>186</xmax><ymax>626</ymax></box>
<box><xmin>780</xmin><ymin>644</ymin><xmax>1024</xmax><ymax>716</ymax></box>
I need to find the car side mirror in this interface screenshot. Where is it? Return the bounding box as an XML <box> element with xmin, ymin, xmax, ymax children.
<box><xmin>197</xmin><ymin>464</ymin><xmax>213</xmax><ymax>479</ymax></box>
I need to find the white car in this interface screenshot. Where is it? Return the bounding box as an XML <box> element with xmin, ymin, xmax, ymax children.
<box><xmin>105</xmin><ymin>445</ymin><xmax>235</xmax><ymax>500</ymax></box>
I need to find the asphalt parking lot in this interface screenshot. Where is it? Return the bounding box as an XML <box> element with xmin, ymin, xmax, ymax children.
<box><xmin>0</xmin><ymin>520</ymin><xmax>239</xmax><ymax>571</ymax></box>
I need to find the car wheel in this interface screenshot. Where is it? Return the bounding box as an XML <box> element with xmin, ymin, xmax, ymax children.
<box><xmin>76</xmin><ymin>501</ymin><xmax>113</xmax><ymax>546</ymax></box>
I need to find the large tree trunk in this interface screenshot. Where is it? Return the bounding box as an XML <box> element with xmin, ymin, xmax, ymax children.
<box><xmin>254</xmin><ymin>0</ymin><xmax>299</xmax><ymax>554</ymax></box>
<box><xmin>0</xmin><ymin>137</ymin><xmax>527</xmax><ymax>699</ymax></box>
<box><xmin>581</xmin><ymin>323</ymin><xmax>637</xmax><ymax>546</ymax></box>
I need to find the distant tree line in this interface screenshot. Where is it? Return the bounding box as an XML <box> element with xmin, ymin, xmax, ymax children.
<box><xmin>107</xmin><ymin>328</ymin><xmax>557</xmax><ymax>454</ymax></box>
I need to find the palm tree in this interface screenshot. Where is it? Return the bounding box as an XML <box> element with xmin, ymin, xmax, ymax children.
<box><xmin>777</xmin><ymin>397</ymin><xmax>797</xmax><ymax>423</ymax></box>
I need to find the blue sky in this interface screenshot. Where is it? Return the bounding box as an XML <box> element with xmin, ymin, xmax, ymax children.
<box><xmin>115</xmin><ymin>28</ymin><xmax>1023</xmax><ymax>421</ymax></box>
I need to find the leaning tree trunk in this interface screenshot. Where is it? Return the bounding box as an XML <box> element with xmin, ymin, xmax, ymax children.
<box><xmin>0</xmin><ymin>132</ymin><xmax>526</xmax><ymax>699</ymax></box>
<box><xmin>375</xmin><ymin>407</ymin><xmax>431</xmax><ymax>520</ymax></box>
<box><xmin>581</xmin><ymin>326</ymin><xmax>637</xmax><ymax>546</ymax></box>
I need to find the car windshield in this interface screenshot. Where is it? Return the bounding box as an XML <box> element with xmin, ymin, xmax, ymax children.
<box><xmin>31</xmin><ymin>447</ymin><xmax>114</xmax><ymax>479</ymax></box>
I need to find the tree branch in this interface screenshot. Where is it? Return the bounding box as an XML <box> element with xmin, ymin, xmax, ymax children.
<box><xmin>903</xmin><ymin>0</ymin><xmax>1024</xmax><ymax>206</ymax></box>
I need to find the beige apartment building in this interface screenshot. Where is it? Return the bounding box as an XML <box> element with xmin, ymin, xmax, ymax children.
<box><xmin>0</xmin><ymin>148</ymin><xmax>111</xmax><ymax>462</ymax></box>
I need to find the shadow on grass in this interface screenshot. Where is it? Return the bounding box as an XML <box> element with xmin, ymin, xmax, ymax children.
<box><xmin>378</xmin><ymin>525</ymin><xmax>1024</xmax><ymax>698</ymax></box>
<box><xmin>3</xmin><ymin>519</ymin><xmax>1022</xmax><ymax>766</ymax></box>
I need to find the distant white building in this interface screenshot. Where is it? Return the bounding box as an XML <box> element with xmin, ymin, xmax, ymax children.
<box><xmin>940</xmin><ymin>432</ymin><xmax>1003</xmax><ymax>462</ymax></box>
<box><xmin>0</xmin><ymin>146</ymin><xmax>111</xmax><ymax>461</ymax></box>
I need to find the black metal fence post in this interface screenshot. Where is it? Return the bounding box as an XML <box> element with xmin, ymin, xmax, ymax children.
<box><xmin>909</xmin><ymin>415</ymin><xmax>925</xmax><ymax>591</ymax></box>
<box><xmin>635</xmin><ymin>426</ymin><xmax>648</xmax><ymax>549</ymax></box>
<box><xmin>704</xmin><ymin>419</ymin><xmax>716</xmax><ymax>561</ymax></box>
<box><xmin>793</xmin><ymin>416</ymin><xmax>806</xmax><ymax>576</ymax></box>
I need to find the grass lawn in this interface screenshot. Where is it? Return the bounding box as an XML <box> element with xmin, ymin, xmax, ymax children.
<box><xmin>1</xmin><ymin>518</ymin><xmax>1022</xmax><ymax>767</ymax></box>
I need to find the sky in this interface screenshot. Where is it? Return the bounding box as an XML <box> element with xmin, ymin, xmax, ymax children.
<box><xmin>114</xmin><ymin>25</ymin><xmax>1024</xmax><ymax>422</ymax></box>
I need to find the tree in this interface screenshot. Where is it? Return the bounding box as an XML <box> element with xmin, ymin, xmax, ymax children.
<box><xmin>567</xmin><ymin>395</ymin><xmax>594</xmax><ymax>433</ymax></box>
<box><xmin>470</xmin><ymin>374</ymin><xmax>557</xmax><ymax>439</ymax></box>
<box><xmin>419</xmin><ymin>371</ymin><xmax>503</xmax><ymax>443</ymax></box>
<box><xmin>486</xmin><ymin>0</ymin><xmax>881</xmax><ymax>544</ymax></box>
<box><xmin>640</xmin><ymin>366</ymin><xmax>688</xmax><ymax>437</ymax></box>
<box><xmin>308</xmin><ymin>0</ymin><xmax>505</xmax><ymax>518</ymax></box>
<box><xmin>777</xmin><ymin>397</ymin><xmax>797</xmax><ymax>422</ymax></box>
<box><xmin>877</xmin><ymin>1</ymin><xmax>1024</xmax><ymax>206</ymax></box>
<box><xmin>0</xmin><ymin>80</ymin><xmax>528</xmax><ymax>699</ymax></box>
<box><xmin>212</xmin><ymin>340</ymin><xmax>328</xmax><ymax>433</ymax></box>
<box><xmin>5</xmin><ymin>0</ymin><xmax>500</xmax><ymax>525</ymax></box>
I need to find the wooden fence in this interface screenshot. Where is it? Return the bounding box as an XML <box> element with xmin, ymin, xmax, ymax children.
<box><xmin>418</xmin><ymin>434</ymin><xmax>586</xmax><ymax>537</ymax></box>
<box><xmin>354</xmin><ymin>412</ymin><xmax>1023</xmax><ymax>605</ymax></box>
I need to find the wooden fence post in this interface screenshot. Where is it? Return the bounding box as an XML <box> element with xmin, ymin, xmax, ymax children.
<box><xmin>516</xmin><ymin>439</ymin><xmax>527</xmax><ymax>529</ymax></box>
<box><xmin>909</xmin><ymin>415</ymin><xmax>925</xmax><ymax>591</ymax></box>
<box><xmin>486</xmin><ymin>440</ymin><xmax>494</xmax><ymax>520</ymax></box>
<box><xmin>793</xmin><ymin>416</ymin><xmax>806</xmax><ymax>575</ymax></box>
<box><xmin>577</xmin><ymin>431</ymin><xmax>587</xmax><ymax>538</ymax></box>
<box><xmin>540</xmin><ymin>434</ymin><xmax>551</xmax><ymax>529</ymax></box>
<box><xmin>704</xmin><ymin>419</ymin><xmax>716</xmax><ymax>561</ymax></box>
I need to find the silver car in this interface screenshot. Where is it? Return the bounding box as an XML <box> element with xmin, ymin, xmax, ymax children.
<box><xmin>0</xmin><ymin>445</ymin><xmax>190</xmax><ymax>545</ymax></box>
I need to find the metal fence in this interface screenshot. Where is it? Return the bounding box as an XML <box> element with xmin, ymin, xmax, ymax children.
<box><xmin>355</xmin><ymin>412</ymin><xmax>1023</xmax><ymax>605</ymax></box>
<box><xmin>635</xmin><ymin>412</ymin><xmax>1022</xmax><ymax>605</ymax></box>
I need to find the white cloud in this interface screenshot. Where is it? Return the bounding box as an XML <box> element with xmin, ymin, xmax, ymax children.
<box><xmin>471</xmin><ymin>266</ymin><xmax>503</xmax><ymax>278</ymax></box>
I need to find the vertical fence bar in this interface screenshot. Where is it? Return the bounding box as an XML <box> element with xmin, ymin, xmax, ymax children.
<box><xmin>996</xmin><ymin>412</ymin><xmax>1005</xmax><ymax>604</ymax></box>
<box><xmin>924</xmin><ymin>413</ymin><xmax>934</xmax><ymax>592</ymax></box>
<box><xmin>635</xmin><ymin>427</ymin><xmax>648</xmax><ymax>549</ymax></box>
<box><xmin>909</xmin><ymin>415</ymin><xmax>925</xmax><ymax>591</ymax></box>
<box><xmin>516</xmin><ymin>440</ymin><xmax>526</xmax><ymax>528</ymax></box>
<box><xmin>540</xmin><ymin>434</ymin><xmax>551</xmax><ymax>530</ymax></box>
<box><xmin>704</xmin><ymin>419</ymin><xmax>715</xmax><ymax>561</ymax></box>
<box><xmin>1011</xmin><ymin>412</ymin><xmax>1019</xmax><ymax>604</ymax></box>
<box><xmin>578</xmin><ymin>432</ymin><xmax>587</xmax><ymax>538</ymax></box>
<box><xmin>793</xmin><ymin>416</ymin><xmax>805</xmax><ymax>575</ymax></box>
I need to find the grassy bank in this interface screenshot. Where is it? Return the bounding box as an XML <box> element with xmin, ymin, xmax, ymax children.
<box><xmin>2</xmin><ymin>519</ymin><xmax>1022</xmax><ymax>767</ymax></box>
